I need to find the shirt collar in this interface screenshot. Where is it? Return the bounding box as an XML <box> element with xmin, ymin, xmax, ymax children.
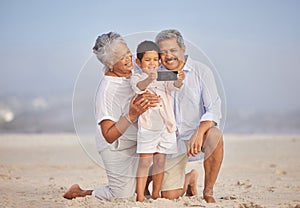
<box><xmin>182</xmin><ymin>55</ymin><xmax>192</xmax><ymax>72</ymax></box>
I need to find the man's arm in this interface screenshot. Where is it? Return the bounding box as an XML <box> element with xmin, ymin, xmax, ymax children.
<box><xmin>187</xmin><ymin>120</ymin><xmax>216</xmax><ymax>157</ymax></box>
<box><xmin>173</xmin><ymin>70</ymin><xmax>185</xmax><ymax>88</ymax></box>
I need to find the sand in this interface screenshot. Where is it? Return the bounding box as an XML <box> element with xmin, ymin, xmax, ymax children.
<box><xmin>0</xmin><ymin>133</ymin><xmax>299</xmax><ymax>208</ymax></box>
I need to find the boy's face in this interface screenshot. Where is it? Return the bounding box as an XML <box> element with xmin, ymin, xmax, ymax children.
<box><xmin>136</xmin><ymin>51</ymin><xmax>159</xmax><ymax>75</ymax></box>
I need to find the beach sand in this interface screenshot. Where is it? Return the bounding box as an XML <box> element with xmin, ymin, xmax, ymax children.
<box><xmin>0</xmin><ymin>133</ymin><xmax>299</xmax><ymax>208</ymax></box>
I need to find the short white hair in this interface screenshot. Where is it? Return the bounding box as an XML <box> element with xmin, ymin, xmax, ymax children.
<box><xmin>93</xmin><ymin>32</ymin><xmax>126</xmax><ymax>71</ymax></box>
<box><xmin>155</xmin><ymin>29</ymin><xmax>185</xmax><ymax>48</ymax></box>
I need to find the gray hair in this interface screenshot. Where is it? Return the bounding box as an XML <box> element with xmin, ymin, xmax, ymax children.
<box><xmin>155</xmin><ymin>29</ymin><xmax>185</xmax><ymax>48</ymax></box>
<box><xmin>93</xmin><ymin>32</ymin><xmax>126</xmax><ymax>71</ymax></box>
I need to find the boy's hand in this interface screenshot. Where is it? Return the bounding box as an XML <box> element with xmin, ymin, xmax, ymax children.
<box><xmin>148</xmin><ymin>71</ymin><xmax>157</xmax><ymax>81</ymax></box>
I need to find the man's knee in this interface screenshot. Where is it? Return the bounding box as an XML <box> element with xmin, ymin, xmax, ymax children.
<box><xmin>204</xmin><ymin>127</ymin><xmax>223</xmax><ymax>150</ymax></box>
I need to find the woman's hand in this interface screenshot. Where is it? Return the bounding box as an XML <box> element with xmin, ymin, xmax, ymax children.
<box><xmin>127</xmin><ymin>91</ymin><xmax>159</xmax><ymax>122</ymax></box>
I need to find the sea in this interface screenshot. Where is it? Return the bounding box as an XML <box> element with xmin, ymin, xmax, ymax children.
<box><xmin>0</xmin><ymin>94</ymin><xmax>299</xmax><ymax>134</ymax></box>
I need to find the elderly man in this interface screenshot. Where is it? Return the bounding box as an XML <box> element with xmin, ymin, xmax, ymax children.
<box><xmin>155</xmin><ymin>29</ymin><xmax>224</xmax><ymax>203</ymax></box>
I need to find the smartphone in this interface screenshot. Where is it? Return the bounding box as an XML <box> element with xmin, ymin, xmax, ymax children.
<box><xmin>157</xmin><ymin>70</ymin><xmax>178</xmax><ymax>81</ymax></box>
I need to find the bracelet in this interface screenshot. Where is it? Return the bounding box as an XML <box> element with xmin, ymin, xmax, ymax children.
<box><xmin>125</xmin><ymin>114</ymin><xmax>133</xmax><ymax>124</ymax></box>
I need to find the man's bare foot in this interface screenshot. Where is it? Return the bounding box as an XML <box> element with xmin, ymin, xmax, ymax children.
<box><xmin>185</xmin><ymin>169</ymin><xmax>198</xmax><ymax>196</ymax></box>
<box><xmin>63</xmin><ymin>184</ymin><xmax>92</xmax><ymax>200</ymax></box>
<box><xmin>203</xmin><ymin>194</ymin><xmax>216</xmax><ymax>203</ymax></box>
<box><xmin>203</xmin><ymin>189</ymin><xmax>216</xmax><ymax>203</ymax></box>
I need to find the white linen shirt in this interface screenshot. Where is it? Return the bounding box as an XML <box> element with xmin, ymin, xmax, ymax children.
<box><xmin>130</xmin><ymin>72</ymin><xmax>181</xmax><ymax>133</ymax></box>
<box><xmin>95</xmin><ymin>76</ymin><xmax>138</xmax><ymax>152</ymax></box>
<box><xmin>168</xmin><ymin>56</ymin><xmax>222</xmax><ymax>156</ymax></box>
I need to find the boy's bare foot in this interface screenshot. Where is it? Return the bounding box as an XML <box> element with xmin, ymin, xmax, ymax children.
<box><xmin>185</xmin><ymin>169</ymin><xmax>198</xmax><ymax>196</ymax></box>
<box><xmin>152</xmin><ymin>193</ymin><xmax>160</xmax><ymax>200</ymax></box>
<box><xmin>144</xmin><ymin>187</ymin><xmax>151</xmax><ymax>197</ymax></box>
<box><xmin>63</xmin><ymin>184</ymin><xmax>92</xmax><ymax>200</ymax></box>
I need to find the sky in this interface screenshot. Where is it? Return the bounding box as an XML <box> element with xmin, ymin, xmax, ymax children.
<box><xmin>1</xmin><ymin>0</ymin><xmax>300</xmax><ymax>114</ymax></box>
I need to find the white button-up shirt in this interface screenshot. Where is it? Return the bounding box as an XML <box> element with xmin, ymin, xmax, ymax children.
<box><xmin>166</xmin><ymin>56</ymin><xmax>222</xmax><ymax>156</ymax></box>
<box><xmin>130</xmin><ymin>72</ymin><xmax>181</xmax><ymax>133</ymax></box>
<box><xmin>95</xmin><ymin>76</ymin><xmax>137</xmax><ymax>152</ymax></box>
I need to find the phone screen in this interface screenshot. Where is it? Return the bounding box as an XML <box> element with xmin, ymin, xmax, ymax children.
<box><xmin>157</xmin><ymin>71</ymin><xmax>178</xmax><ymax>81</ymax></box>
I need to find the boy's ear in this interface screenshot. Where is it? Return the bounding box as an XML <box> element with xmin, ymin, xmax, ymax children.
<box><xmin>136</xmin><ymin>58</ymin><xmax>141</xmax><ymax>67</ymax></box>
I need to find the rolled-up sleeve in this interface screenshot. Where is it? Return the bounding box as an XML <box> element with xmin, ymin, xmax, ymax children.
<box><xmin>199</xmin><ymin>68</ymin><xmax>222</xmax><ymax>125</ymax></box>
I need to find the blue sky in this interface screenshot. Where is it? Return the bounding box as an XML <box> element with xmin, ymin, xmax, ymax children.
<box><xmin>0</xmin><ymin>0</ymin><xmax>300</xmax><ymax>113</ymax></box>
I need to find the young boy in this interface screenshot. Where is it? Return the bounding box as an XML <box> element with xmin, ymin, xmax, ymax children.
<box><xmin>130</xmin><ymin>40</ymin><xmax>184</xmax><ymax>202</ymax></box>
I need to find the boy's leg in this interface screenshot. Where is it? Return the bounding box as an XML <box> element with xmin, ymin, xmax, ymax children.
<box><xmin>136</xmin><ymin>153</ymin><xmax>153</xmax><ymax>202</ymax></box>
<box><xmin>152</xmin><ymin>153</ymin><xmax>166</xmax><ymax>199</ymax></box>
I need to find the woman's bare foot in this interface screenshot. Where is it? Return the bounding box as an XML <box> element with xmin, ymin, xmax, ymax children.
<box><xmin>63</xmin><ymin>184</ymin><xmax>92</xmax><ymax>200</ymax></box>
<box><xmin>185</xmin><ymin>169</ymin><xmax>198</xmax><ymax>196</ymax></box>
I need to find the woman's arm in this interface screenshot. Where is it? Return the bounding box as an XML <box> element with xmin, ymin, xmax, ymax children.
<box><xmin>100</xmin><ymin>92</ymin><xmax>159</xmax><ymax>144</ymax></box>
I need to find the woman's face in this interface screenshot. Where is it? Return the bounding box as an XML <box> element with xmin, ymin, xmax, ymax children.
<box><xmin>111</xmin><ymin>43</ymin><xmax>133</xmax><ymax>75</ymax></box>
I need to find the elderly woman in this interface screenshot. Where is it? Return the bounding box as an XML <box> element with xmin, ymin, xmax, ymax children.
<box><xmin>63</xmin><ymin>32</ymin><xmax>158</xmax><ymax>200</ymax></box>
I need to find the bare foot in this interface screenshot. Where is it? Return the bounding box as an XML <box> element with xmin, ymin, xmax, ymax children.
<box><xmin>63</xmin><ymin>184</ymin><xmax>92</xmax><ymax>200</ymax></box>
<box><xmin>203</xmin><ymin>189</ymin><xmax>216</xmax><ymax>203</ymax></box>
<box><xmin>152</xmin><ymin>193</ymin><xmax>160</xmax><ymax>200</ymax></box>
<box><xmin>186</xmin><ymin>169</ymin><xmax>198</xmax><ymax>196</ymax></box>
<box><xmin>144</xmin><ymin>187</ymin><xmax>151</xmax><ymax>197</ymax></box>
<box><xmin>203</xmin><ymin>194</ymin><xmax>216</xmax><ymax>203</ymax></box>
<box><xmin>136</xmin><ymin>196</ymin><xmax>144</xmax><ymax>202</ymax></box>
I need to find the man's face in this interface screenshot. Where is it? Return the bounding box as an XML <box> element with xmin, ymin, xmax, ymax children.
<box><xmin>158</xmin><ymin>38</ymin><xmax>186</xmax><ymax>70</ymax></box>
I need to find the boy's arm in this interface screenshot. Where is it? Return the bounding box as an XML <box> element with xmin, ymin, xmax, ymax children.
<box><xmin>137</xmin><ymin>71</ymin><xmax>157</xmax><ymax>91</ymax></box>
<box><xmin>137</xmin><ymin>76</ymin><xmax>153</xmax><ymax>91</ymax></box>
